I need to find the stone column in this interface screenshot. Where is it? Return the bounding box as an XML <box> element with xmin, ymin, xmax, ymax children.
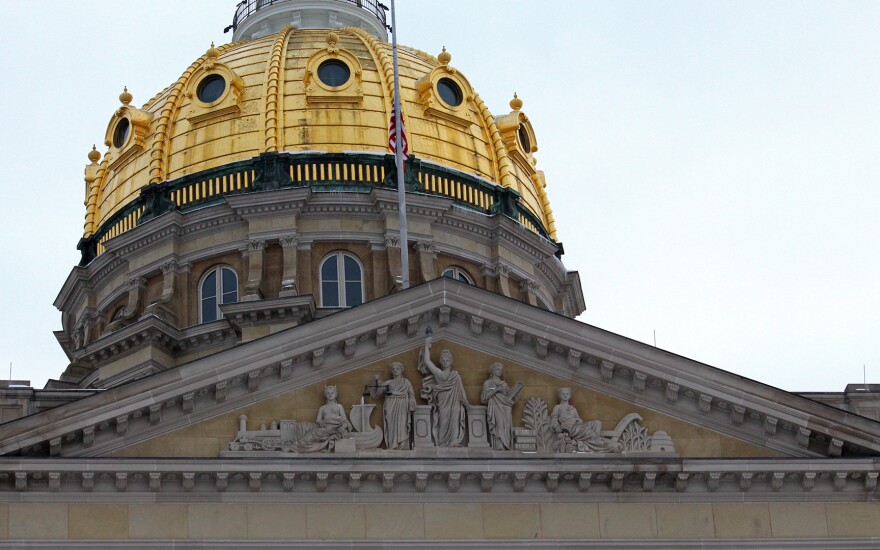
<box><xmin>412</xmin><ymin>405</ymin><xmax>434</xmax><ymax>448</ymax></box>
<box><xmin>243</xmin><ymin>240</ymin><xmax>267</xmax><ymax>301</ymax></box>
<box><xmin>279</xmin><ymin>235</ymin><xmax>298</xmax><ymax>297</ymax></box>
<box><xmin>466</xmin><ymin>405</ymin><xmax>490</xmax><ymax>448</ymax></box>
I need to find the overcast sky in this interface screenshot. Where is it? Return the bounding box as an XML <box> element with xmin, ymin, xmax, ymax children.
<box><xmin>0</xmin><ymin>1</ymin><xmax>877</xmax><ymax>392</ymax></box>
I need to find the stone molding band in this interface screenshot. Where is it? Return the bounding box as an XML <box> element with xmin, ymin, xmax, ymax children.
<box><xmin>0</xmin><ymin>457</ymin><xmax>877</xmax><ymax>500</ymax></box>
<box><xmin>0</xmin><ymin>540</ymin><xmax>875</xmax><ymax>549</ymax></box>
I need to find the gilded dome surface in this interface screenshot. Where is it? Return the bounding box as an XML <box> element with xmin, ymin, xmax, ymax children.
<box><xmin>84</xmin><ymin>28</ymin><xmax>556</xmax><ymax>240</ymax></box>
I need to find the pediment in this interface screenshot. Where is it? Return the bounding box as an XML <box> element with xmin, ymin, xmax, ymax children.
<box><xmin>109</xmin><ymin>343</ymin><xmax>776</xmax><ymax>460</ymax></box>
<box><xmin>3</xmin><ymin>279</ymin><xmax>880</xmax><ymax>461</ymax></box>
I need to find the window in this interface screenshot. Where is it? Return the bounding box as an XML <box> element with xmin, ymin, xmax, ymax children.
<box><xmin>200</xmin><ymin>266</ymin><xmax>238</xmax><ymax>323</ymax></box>
<box><xmin>518</xmin><ymin>124</ymin><xmax>532</xmax><ymax>154</ymax></box>
<box><xmin>113</xmin><ymin>118</ymin><xmax>131</xmax><ymax>148</ymax></box>
<box><xmin>317</xmin><ymin>60</ymin><xmax>351</xmax><ymax>87</ymax></box>
<box><xmin>437</xmin><ymin>78</ymin><xmax>463</xmax><ymax>107</ymax></box>
<box><xmin>196</xmin><ymin>74</ymin><xmax>226</xmax><ymax>103</ymax></box>
<box><xmin>320</xmin><ymin>252</ymin><xmax>364</xmax><ymax>308</ymax></box>
<box><xmin>443</xmin><ymin>266</ymin><xmax>474</xmax><ymax>285</ymax></box>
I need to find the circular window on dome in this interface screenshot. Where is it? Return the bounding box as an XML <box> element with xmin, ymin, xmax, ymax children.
<box><xmin>437</xmin><ymin>78</ymin><xmax>463</xmax><ymax>107</ymax></box>
<box><xmin>518</xmin><ymin>124</ymin><xmax>532</xmax><ymax>153</ymax></box>
<box><xmin>197</xmin><ymin>74</ymin><xmax>226</xmax><ymax>104</ymax></box>
<box><xmin>113</xmin><ymin>118</ymin><xmax>131</xmax><ymax>148</ymax></box>
<box><xmin>317</xmin><ymin>60</ymin><xmax>351</xmax><ymax>87</ymax></box>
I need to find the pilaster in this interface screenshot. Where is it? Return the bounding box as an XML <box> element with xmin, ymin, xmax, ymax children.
<box><xmin>279</xmin><ymin>235</ymin><xmax>298</xmax><ymax>297</ymax></box>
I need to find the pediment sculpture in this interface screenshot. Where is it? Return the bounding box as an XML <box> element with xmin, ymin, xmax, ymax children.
<box><xmin>223</xmin><ymin>332</ymin><xmax>675</xmax><ymax>456</ymax></box>
<box><xmin>225</xmin><ymin>385</ymin><xmax>382</xmax><ymax>454</ymax></box>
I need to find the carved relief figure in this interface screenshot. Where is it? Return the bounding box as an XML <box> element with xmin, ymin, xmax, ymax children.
<box><xmin>549</xmin><ymin>387</ymin><xmax>618</xmax><ymax>453</ymax></box>
<box><xmin>370</xmin><ymin>362</ymin><xmax>417</xmax><ymax>449</ymax></box>
<box><xmin>480</xmin><ymin>363</ymin><xmax>523</xmax><ymax>450</ymax></box>
<box><xmin>419</xmin><ymin>336</ymin><xmax>469</xmax><ymax>447</ymax></box>
<box><xmin>293</xmin><ymin>385</ymin><xmax>353</xmax><ymax>452</ymax></box>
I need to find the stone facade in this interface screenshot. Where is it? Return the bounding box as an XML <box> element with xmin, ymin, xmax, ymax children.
<box><xmin>4</xmin><ymin>2</ymin><xmax>879</xmax><ymax>546</ymax></box>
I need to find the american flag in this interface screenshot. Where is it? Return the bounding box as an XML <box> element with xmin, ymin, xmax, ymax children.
<box><xmin>389</xmin><ymin>100</ymin><xmax>409</xmax><ymax>160</ymax></box>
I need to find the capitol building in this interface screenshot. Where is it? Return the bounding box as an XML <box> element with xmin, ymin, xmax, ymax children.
<box><xmin>0</xmin><ymin>1</ymin><xmax>878</xmax><ymax>546</ymax></box>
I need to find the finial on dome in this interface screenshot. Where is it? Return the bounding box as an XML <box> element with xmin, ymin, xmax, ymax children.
<box><xmin>206</xmin><ymin>41</ymin><xmax>220</xmax><ymax>59</ymax></box>
<box><xmin>326</xmin><ymin>31</ymin><xmax>339</xmax><ymax>49</ymax></box>
<box><xmin>88</xmin><ymin>145</ymin><xmax>101</xmax><ymax>164</ymax></box>
<box><xmin>510</xmin><ymin>93</ymin><xmax>523</xmax><ymax>111</ymax></box>
<box><xmin>119</xmin><ymin>87</ymin><xmax>133</xmax><ymax>106</ymax></box>
<box><xmin>438</xmin><ymin>46</ymin><xmax>452</xmax><ymax>66</ymax></box>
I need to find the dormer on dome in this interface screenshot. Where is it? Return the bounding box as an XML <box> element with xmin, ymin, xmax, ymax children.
<box><xmin>184</xmin><ymin>43</ymin><xmax>246</xmax><ymax>125</ymax></box>
<box><xmin>496</xmin><ymin>93</ymin><xmax>539</xmax><ymax>170</ymax></box>
<box><xmin>102</xmin><ymin>87</ymin><xmax>152</xmax><ymax>172</ymax></box>
<box><xmin>228</xmin><ymin>0</ymin><xmax>389</xmax><ymax>42</ymax></box>
<box><xmin>304</xmin><ymin>30</ymin><xmax>364</xmax><ymax>104</ymax></box>
<box><xmin>415</xmin><ymin>47</ymin><xmax>476</xmax><ymax>128</ymax></box>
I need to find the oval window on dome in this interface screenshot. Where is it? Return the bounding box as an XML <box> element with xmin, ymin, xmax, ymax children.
<box><xmin>317</xmin><ymin>60</ymin><xmax>351</xmax><ymax>87</ymax></box>
<box><xmin>197</xmin><ymin>74</ymin><xmax>226</xmax><ymax>103</ymax></box>
<box><xmin>518</xmin><ymin>124</ymin><xmax>532</xmax><ymax>153</ymax></box>
<box><xmin>437</xmin><ymin>78</ymin><xmax>463</xmax><ymax>107</ymax></box>
<box><xmin>113</xmin><ymin>118</ymin><xmax>131</xmax><ymax>148</ymax></box>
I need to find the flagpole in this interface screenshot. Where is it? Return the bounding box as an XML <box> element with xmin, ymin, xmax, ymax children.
<box><xmin>390</xmin><ymin>0</ymin><xmax>410</xmax><ymax>290</ymax></box>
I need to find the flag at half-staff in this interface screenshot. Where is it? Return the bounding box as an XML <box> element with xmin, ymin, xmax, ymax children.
<box><xmin>389</xmin><ymin>0</ymin><xmax>410</xmax><ymax>289</ymax></box>
<box><xmin>389</xmin><ymin>98</ymin><xmax>409</xmax><ymax>161</ymax></box>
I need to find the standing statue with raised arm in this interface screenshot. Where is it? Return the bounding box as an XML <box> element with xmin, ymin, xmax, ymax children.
<box><xmin>480</xmin><ymin>362</ymin><xmax>523</xmax><ymax>450</ymax></box>
<box><xmin>370</xmin><ymin>362</ymin><xmax>417</xmax><ymax>449</ymax></box>
<box><xmin>419</xmin><ymin>334</ymin><xmax>469</xmax><ymax>447</ymax></box>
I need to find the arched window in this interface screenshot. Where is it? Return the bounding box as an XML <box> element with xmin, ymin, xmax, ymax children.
<box><xmin>200</xmin><ymin>266</ymin><xmax>238</xmax><ymax>323</ymax></box>
<box><xmin>443</xmin><ymin>266</ymin><xmax>474</xmax><ymax>285</ymax></box>
<box><xmin>320</xmin><ymin>252</ymin><xmax>364</xmax><ymax>308</ymax></box>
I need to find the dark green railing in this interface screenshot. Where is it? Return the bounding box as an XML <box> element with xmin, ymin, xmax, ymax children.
<box><xmin>77</xmin><ymin>152</ymin><xmax>559</xmax><ymax>265</ymax></box>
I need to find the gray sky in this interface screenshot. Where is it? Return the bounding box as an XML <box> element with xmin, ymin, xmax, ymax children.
<box><xmin>0</xmin><ymin>1</ymin><xmax>877</xmax><ymax>391</ymax></box>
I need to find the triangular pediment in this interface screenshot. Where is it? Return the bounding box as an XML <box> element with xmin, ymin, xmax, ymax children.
<box><xmin>3</xmin><ymin>279</ymin><xmax>880</xmax><ymax>461</ymax></box>
<box><xmin>108</xmin><ymin>343</ymin><xmax>779</xmax><ymax>460</ymax></box>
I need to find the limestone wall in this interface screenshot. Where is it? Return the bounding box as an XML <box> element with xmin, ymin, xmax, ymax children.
<box><xmin>1</xmin><ymin>501</ymin><xmax>877</xmax><ymax>542</ymax></box>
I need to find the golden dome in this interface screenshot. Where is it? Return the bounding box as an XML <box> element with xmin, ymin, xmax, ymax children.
<box><xmin>83</xmin><ymin>28</ymin><xmax>557</xmax><ymax>240</ymax></box>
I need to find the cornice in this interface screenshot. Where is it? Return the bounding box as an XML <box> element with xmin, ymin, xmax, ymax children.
<box><xmin>72</xmin><ymin>315</ymin><xmax>237</xmax><ymax>371</ymax></box>
<box><xmin>220</xmin><ymin>295</ymin><xmax>316</xmax><ymax>329</ymax></box>
<box><xmin>0</xmin><ymin>457</ymin><xmax>876</xmax><ymax>502</ymax></box>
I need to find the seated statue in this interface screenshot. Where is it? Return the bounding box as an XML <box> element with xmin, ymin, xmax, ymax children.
<box><xmin>293</xmin><ymin>385</ymin><xmax>353</xmax><ymax>452</ymax></box>
<box><xmin>549</xmin><ymin>387</ymin><xmax>619</xmax><ymax>453</ymax></box>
